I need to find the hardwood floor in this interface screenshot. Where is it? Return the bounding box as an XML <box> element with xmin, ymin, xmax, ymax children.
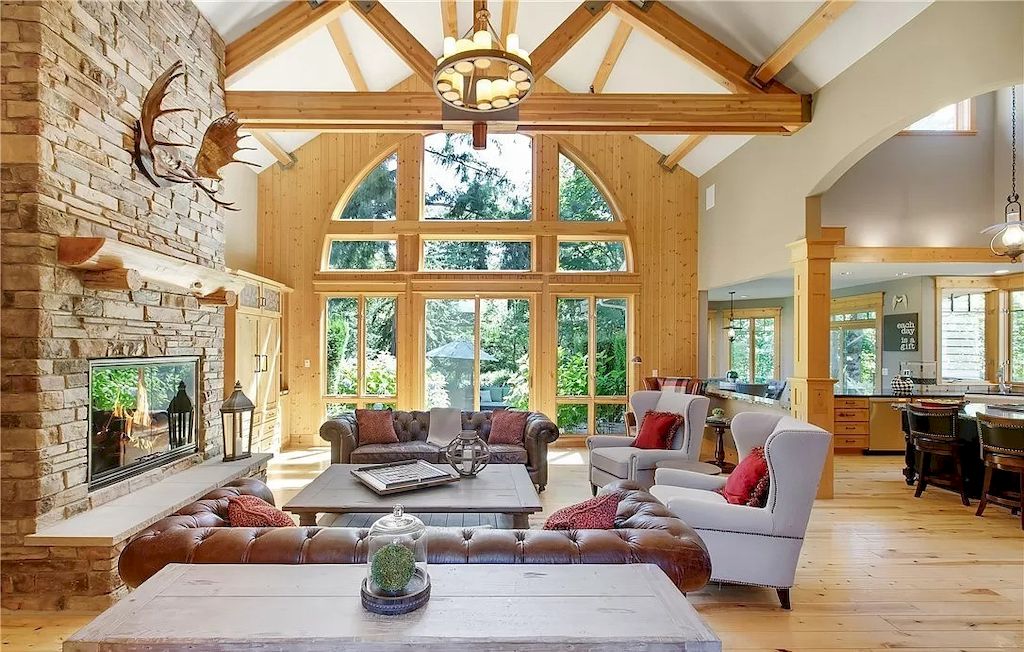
<box><xmin>3</xmin><ymin>449</ymin><xmax>1022</xmax><ymax>651</ymax></box>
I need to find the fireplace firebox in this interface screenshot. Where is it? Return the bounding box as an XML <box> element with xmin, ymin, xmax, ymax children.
<box><xmin>88</xmin><ymin>356</ymin><xmax>200</xmax><ymax>489</ymax></box>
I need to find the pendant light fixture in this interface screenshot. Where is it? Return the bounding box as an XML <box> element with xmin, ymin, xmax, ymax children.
<box><xmin>981</xmin><ymin>86</ymin><xmax>1024</xmax><ymax>262</ymax></box>
<box><xmin>723</xmin><ymin>291</ymin><xmax>742</xmax><ymax>343</ymax></box>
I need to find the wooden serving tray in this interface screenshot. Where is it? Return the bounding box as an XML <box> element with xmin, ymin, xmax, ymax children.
<box><xmin>351</xmin><ymin>460</ymin><xmax>460</xmax><ymax>496</ymax></box>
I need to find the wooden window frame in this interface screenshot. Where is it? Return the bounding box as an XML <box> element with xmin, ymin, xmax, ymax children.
<box><xmin>709</xmin><ymin>307</ymin><xmax>781</xmax><ymax>381</ymax></box>
<box><xmin>1009</xmin><ymin>289</ymin><xmax>1024</xmax><ymax>385</ymax></box>
<box><xmin>555</xmin><ymin>236</ymin><xmax>632</xmax><ymax>273</ymax></box>
<box><xmin>419</xmin><ymin>236</ymin><xmax>536</xmax><ymax>273</ymax></box>
<box><xmin>331</xmin><ymin>149</ymin><xmax>399</xmax><ymax>221</ymax></box>
<box><xmin>321</xmin><ymin>293</ymin><xmax>400</xmax><ymax>415</ymax></box>
<box><xmin>320</xmin><ymin>236</ymin><xmax>399</xmax><ymax>272</ymax></box>
<box><xmin>934</xmin><ymin>277</ymin><xmax>1007</xmax><ymax>386</ymax></box>
<box><xmin>899</xmin><ymin>98</ymin><xmax>976</xmax><ymax>136</ymax></box>
<box><xmin>554</xmin><ymin>294</ymin><xmax>635</xmax><ymax>437</ymax></box>
<box><xmin>830</xmin><ymin>292</ymin><xmax>883</xmax><ymax>394</ymax></box>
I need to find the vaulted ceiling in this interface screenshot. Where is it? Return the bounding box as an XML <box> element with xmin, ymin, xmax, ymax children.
<box><xmin>195</xmin><ymin>0</ymin><xmax>930</xmax><ymax>175</ymax></box>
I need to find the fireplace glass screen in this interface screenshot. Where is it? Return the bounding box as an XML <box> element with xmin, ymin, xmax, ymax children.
<box><xmin>89</xmin><ymin>356</ymin><xmax>200</xmax><ymax>489</ymax></box>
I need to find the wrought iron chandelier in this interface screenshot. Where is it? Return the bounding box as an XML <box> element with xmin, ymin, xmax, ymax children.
<box><xmin>433</xmin><ymin>2</ymin><xmax>534</xmax><ymax>114</ymax></box>
<box><xmin>981</xmin><ymin>86</ymin><xmax>1024</xmax><ymax>262</ymax></box>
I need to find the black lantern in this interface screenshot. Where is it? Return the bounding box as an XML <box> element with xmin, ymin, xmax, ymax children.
<box><xmin>166</xmin><ymin>380</ymin><xmax>194</xmax><ymax>449</ymax></box>
<box><xmin>220</xmin><ymin>381</ymin><xmax>254</xmax><ymax>462</ymax></box>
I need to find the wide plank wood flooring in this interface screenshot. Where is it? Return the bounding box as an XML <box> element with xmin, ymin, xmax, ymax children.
<box><xmin>3</xmin><ymin>448</ymin><xmax>1022</xmax><ymax>651</ymax></box>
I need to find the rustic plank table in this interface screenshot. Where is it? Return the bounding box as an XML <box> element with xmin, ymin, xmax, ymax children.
<box><xmin>283</xmin><ymin>463</ymin><xmax>541</xmax><ymax>528</ymax></box>
<box><xmin>65</xmin><ymin>564</ymin><xmax>721</xmax><ymax>651</ymax></box>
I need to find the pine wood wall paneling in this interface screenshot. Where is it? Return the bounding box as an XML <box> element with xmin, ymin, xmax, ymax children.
<box><xmin>258</xmin><ymin>130</ymin><xmax>698</xmax><ymax>446</ymax></box>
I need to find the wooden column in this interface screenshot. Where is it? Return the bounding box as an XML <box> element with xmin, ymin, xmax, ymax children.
<box><xmin>788</xmin><ymin>235</ymin><xmax>836</xmax><ymax>498</ymax></box>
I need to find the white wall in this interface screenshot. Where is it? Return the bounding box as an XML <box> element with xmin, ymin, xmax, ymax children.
<box><xmin>822</xmin><ymin>93</ymin><xmax>996</xmax><ymax>247</ymax></box>
<box><xmin>699</xmin><ymin>1</ymin><xmax>1024</xmax><ymax>291</ymax></box>
<box><xmin>994</xmin><ymin>85</ymin><xmax>1024</xmax><ymax>220</ymax></box>
<box><xmin>707</xmin><ymin>296</ymin><xmax>795</xmax><ymax>383</ymax></box>
<box><xmin>219</xmin><ymin>163</ymin><xmax>259</xmax><ymax>271</ymax></box>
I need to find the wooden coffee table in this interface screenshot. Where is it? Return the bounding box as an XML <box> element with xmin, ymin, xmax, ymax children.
<box><xmin>283</xmin><ymin>463</ymin><xmax>541</xmax><ymax>528</ymax></box>
<box><xmin>65</xmin><ymin>563</ymin><xmax>721</xmax><ymax>651</ymax></box>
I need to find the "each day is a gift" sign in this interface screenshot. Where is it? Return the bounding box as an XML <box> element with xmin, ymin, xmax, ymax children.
<box><xmin>883</xmin><ymin>313</ymin><xmax>918</xmax><ymax>352</ymax></box>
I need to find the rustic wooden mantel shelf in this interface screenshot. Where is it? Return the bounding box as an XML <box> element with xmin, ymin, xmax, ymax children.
<box><xmin>58</xmin><ymin>237</ymin><xmax>243</xmax><ymax>302</ymax></box>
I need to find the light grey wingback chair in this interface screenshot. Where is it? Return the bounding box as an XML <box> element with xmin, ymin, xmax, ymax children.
<box><xmin>587</xmin><ymin>391</ymin><xmax>710</xmax><ymax>492</ymax></box>
<box><xmin>649</xmin><ymin>412</ymin><xmax>832</xmax><ymax>609</ymax></box>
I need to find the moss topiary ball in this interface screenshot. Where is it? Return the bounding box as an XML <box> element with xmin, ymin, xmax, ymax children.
<box><xmin>370</xmin><ymin>542</ymin><xmax>416</xmax><ymax>594</ymax></box>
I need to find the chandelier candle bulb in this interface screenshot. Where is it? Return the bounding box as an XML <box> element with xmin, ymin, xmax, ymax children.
<box><xmin>476</xmin><ymin>78</ymin><xmax>492</xmax><ymax>104</ymax></box>
<box><xmin>443</xmin><ymin>36</ymin><xmax>456</xmax><ymax>57</ymax></box>
<box><xmin>506</xmin><ymin>33</ymin><xmax>519</xmax><ymax>54</ymax></box>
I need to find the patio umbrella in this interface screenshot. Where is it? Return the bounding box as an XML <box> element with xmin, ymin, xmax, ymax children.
<box><xmin>425</xmin><ymin>340</ymin><xmax>497</xmax><ymax>361</ymax></box>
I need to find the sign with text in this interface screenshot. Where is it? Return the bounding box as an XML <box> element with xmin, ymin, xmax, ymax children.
<box><xmin>884</xmin><ymin>313</ymin><xmax>918</xmax><ymax>352</ymax></box>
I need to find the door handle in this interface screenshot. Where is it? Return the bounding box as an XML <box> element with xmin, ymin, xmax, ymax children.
<box><xmin>254</xmin><ymin>353</ymin><xmax>262</xmax><ymax>372</ymax></box>
<box><xmin>262</xmin><ymin>355</ymin><xmax>269</xmax><ymax>372</ymax></box>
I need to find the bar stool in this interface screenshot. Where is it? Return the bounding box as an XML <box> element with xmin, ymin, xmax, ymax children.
<box><xmin>907</xmin><ymin>404</ymin><xmax>969</xmax><ymax>506</ymax></box>
<box><xmin>976</xmin><ymin>413</ymin><xmax>1024</xmax><ymax>530</ymax></box>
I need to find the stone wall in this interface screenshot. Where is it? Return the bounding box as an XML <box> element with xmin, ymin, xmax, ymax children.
<box><xmin>1</xmin><ymin>0</ymin><xmax>230</xmax><ymax>609</ymax></box>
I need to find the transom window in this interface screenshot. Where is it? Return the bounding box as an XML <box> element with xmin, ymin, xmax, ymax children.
<box><xmin>337</xmin><ymin>153</ymin><xmax>397</xmax><ymax>220</ymax></box>
<box><xmin>423</xmin><ymin>133</ymin><xmax>532</xmax><ymax>220</ymax></box>
<box><xmin>558</xmin><ymin>240</ymin><xmax>627</xmax><ymax>272</ymax></box>
<box><xmin>902</xmin><ymin>99</ymin><xmax>974</xmax><ymax>134</ymax></box>
<box><xmin>324</xmin><ymin>296</ymin><xmax>397</xmax><ymax>410</ymax></box>
<box><xmin>324</xmin><ymin>239</ymin><xmax>397</xmax><ymax>271</ymax></box>
<box><xmin>421</xmin><ymin>240</ymin><xmax>532</xmax><ymax>271</ymax></box>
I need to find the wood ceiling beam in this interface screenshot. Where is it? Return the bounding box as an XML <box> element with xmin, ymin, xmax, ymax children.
<box><xmin>609</xmin><ymin>0</ymin><xmax>795</xmax><ymax>95</ymax></box>
<box><xmin>591</xmin><ymin>20</ymin><xmax>632</xmax><ymax>93</ymax></box>
<box><xmin>349</xmin><ymin>1</ymin><xmax>436</xmax><ymax>83</ymax></box>
<box><xmin>750</xmin><ymin>1</ymin><xmax>854</xmax><ymax>87</ymax></box>
<box><xmin>531</xmin><ymin>1</ymin><xmax>613</xmax><ymax>78</ymax></box>
<box><xmin>658</xmin><ymin>135</ymin><xmax>705</xmax><ymax>170</ymax></box>
<box><xmin>326</xmin><ymin>19</ymin><xmax>368</xmax><ymax>91</ymax></box>
<box><xmin>225</xmin><ymin>1</ymin><xmax>348</xmax><ymax>82</ymax></box>
<box><xmin>441</xmin><ymin>0</ymin><xmax>458</xmax><ymax>37</ymax></box>
<box><xmin>227</xmin><ymin>91</ymin><xmax>811</xmax><ymax>134</ymax></box>
<box><xmin>247</xmin><ymin>130</ymin><xmax>297</xmax><ymax>168</ymax></box>
<box><xmin>500</xmin><ymin>0</ymin><xmax>519</xmax><ymax>43</ymax></box>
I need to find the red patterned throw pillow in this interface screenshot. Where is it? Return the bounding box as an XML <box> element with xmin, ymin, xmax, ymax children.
<box><xmin>718</xmin><ymin>446</ymin><xmax>770</xmax><ymax>507</ymax></box>
<box><xmin>227</xmin><ymin>495</ymin><xmax>295</xmax><ymax>527</ymax></box>
<box><xmin>489</xmin><ymin>410</ymin><xmax>528</xmax><ymax>445</ymax></box>
<box><xmin>356</xmin><ymin>409</ymin><xmax>399</xmax><ymax>445</ymax></box>
<box><xmin>632</xmin><ymin>411</ymin><xmax>682</xmax><ymax>450</ymax></box>
<box><xmin>543</xmin><ymin>493</ymin><xmax>620</xmax><ymax>530</ymax></box>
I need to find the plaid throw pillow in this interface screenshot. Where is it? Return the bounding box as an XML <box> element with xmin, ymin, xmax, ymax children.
<box><xmin>356</xmin><ymin>409</ymin><xmax>399</xmax><ymax>445</ymax></box>
<box><xmin>489</xmin><ymin>410</ymin><xmax>528</xmax><ymax>445</ymax></box>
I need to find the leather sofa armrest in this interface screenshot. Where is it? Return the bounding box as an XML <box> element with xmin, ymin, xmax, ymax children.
<box><xmin>525</xmin><ymin>412</ymin><xmax>558</xmax><ymax>445</ymax></box>
<box><xmin>319</xmin><ymin>415</ymin><xmax>357</xmax><ymax>464</ymax></box>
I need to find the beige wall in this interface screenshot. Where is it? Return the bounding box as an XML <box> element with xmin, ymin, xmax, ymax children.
<box><xmin>221</xmin><ymin>163</ymin><xmax>259</xmax><ymax>271</ymax></box>
<box><xmin>699</xmin><ymin>1</ymin><xmax>1024</xmax><ymax>290</ymax></box>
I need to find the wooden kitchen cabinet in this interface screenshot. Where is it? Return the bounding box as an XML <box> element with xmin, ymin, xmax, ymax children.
<box><xmin>833</xmin><ymin>397</ymin><xmax>869</xmax><ymax>452</ymax></box>
<box><xmin>225</xmin><ymin>270</ymin><xmax>291</xmax><ymax>454</ymax></box>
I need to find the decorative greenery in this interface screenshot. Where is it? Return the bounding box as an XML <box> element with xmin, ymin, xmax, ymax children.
<box><xmin>370</xmin><ymin>542</ymin><xmax>416</xmax><ymax>594</ymax></box>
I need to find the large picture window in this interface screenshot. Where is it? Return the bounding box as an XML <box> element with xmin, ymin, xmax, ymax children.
<box><xmin>727</xmin><ymin>314</ymin><xmax>778</xmax><ymax>383</ymax></box>
<box><xmin>325</xmin><ymin>296</ymin><xmax>397</xmax><ymax>411</ymax></box>
<box><xmin>423</xmin><ymin>133</ymin><xmax>532</xmax><ymax>220</ymax></box>
<box><xmin>556</xmin><ymin>296</ymin><xmax>629</xmax><ymax>436</ymax></box>
<box><xmin>830</xmin><ymin>294</ymin><xmax>881</xmax><ymax>395</ymax></box>
<box><xmin>424</xmin><ymin>298</ymin><xmax>530</xmax><ymax>411</ymax></box>
<box><xmin>337</xmin><ymin>153</ymin><xmax>397</xmax><ymax>220</ymax></box>
<box><xmin>940</xmin><ymin>290</ymin><xmax>988</xmax><ymax>382</ymax></box>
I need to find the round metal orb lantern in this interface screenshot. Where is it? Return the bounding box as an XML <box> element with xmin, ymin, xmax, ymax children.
<box><xmin>445</xmin><ymin>430</ymin><xmax>490</xmax><ymax>477</ymax></box>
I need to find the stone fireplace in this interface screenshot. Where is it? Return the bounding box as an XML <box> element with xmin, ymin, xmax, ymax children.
<box><xmin>88</xmin><ymin>356</ymin><xmax>200</xmax><ymax>489</ymax></box>
<box><xmin>0</xmin><ymin>1</ymin><xmax>243</xmax><ymax>610</ymax></box>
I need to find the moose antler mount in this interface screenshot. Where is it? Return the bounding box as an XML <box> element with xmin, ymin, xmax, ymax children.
<box><xmin>132</xmin><ymin>60</ymin><xmax>256</xmax><ymax>210</ymax></box>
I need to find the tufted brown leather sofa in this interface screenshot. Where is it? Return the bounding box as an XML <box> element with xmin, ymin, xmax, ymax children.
<box><xmin>320</xmin><ymin>410</ymin><xmax>558</xmax><ymax>490</ymax></box>
<box><xmin>118</xmin><ymin>477</ymin><xmax>712</xmax><ymax>593</ymax></box>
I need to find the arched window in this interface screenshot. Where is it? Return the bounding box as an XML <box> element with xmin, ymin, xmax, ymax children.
<box><xmin>423</xmin><ymin>133</ymin><xmax>532</xmax><ymax>220</ymax></box>
<box><xmin>338</xmin><ymin>152</ymin><xmax>397</xmax><ymax>220</ymax></box>
<box><xmin>558</xmin><ymin>153</ymin><xmax>613</xmax><ymax>222</ymax></box>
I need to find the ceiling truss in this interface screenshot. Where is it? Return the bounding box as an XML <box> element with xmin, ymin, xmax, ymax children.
<box><xmin>225</xmin><ymin>1</ymin><xmax>820</xmax><ymax>170</ymax></box>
